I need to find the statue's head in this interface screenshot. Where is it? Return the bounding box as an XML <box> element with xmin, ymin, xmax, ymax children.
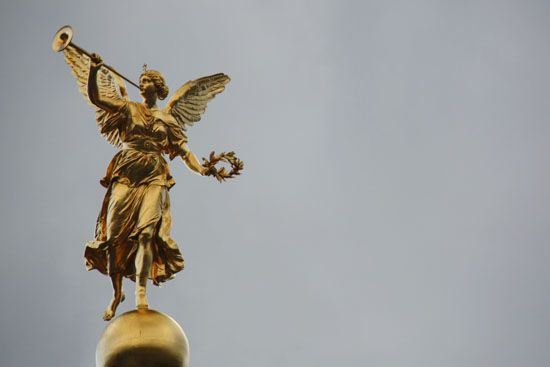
<box><xmin>139</xmin><ymin>69</ymin><xmax>169</xmax><ymax>100</ymax></box>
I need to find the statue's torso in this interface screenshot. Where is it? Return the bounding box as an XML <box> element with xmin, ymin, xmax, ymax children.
<box><xmin>102</xmin><ymin>103</ymin><xmax>180</xmax><ymax>188</ymax></box>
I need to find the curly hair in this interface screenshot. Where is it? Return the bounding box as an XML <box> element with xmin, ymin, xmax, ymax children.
<box><xmin>140</xmin><ymin>70</ymin><xmax>169</xmax><ymax>100</ymax></box>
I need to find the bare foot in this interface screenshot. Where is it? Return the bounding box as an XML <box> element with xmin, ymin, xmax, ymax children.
<box><xmin>103</xmin><ymin>292</ymin><xmax>124</xmax><ymax>321</ymax></box>
<box><xmin>103</xmin><ymin>308</ymin><xmax>115</xmax><ymax>321</ymax></box>
<box><xmin>136</xmin><ymin>287</ymin><xmax>149</xmax><ymax>310</ymax></box>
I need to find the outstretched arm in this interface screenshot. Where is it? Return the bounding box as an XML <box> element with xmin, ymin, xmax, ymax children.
<box><xmin>87</xmin><ymin>53</ymin><xmax>125</xmax><ymax>113</ymax></box>
<box><xmin>179</xmin><ymin>143</ymin><xmax>211</xmax><ymax>176</ymax></box>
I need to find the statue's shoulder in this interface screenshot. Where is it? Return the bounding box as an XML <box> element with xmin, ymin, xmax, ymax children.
<box><xmin>153</xmin><ymin>108</ymin><xmax>178</xmax><ymax>126</ymax></box>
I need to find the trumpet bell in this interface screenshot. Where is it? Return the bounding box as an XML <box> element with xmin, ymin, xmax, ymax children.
<box><xmin>52</xmin><ymin>25</ymin><xmax>73</xmax><ymax>52</ymax></box>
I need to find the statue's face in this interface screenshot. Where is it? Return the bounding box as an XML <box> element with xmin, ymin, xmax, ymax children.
<box><xmin>139</xmin><ymin>74</ymin><xmax>156</xmax><ymax>99</ymax></box>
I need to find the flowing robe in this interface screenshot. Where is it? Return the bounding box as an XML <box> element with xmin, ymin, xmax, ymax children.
<box><xmin>84</xmin><ymin>101</ymin><xmax>187</xmax><ymax>285</ymax></box>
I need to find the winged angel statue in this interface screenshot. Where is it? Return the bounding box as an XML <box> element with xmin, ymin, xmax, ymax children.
<box><xmin>58</xmin><ymin>40</ymin><xmax>242</xmax><ymax>320</ymax></box>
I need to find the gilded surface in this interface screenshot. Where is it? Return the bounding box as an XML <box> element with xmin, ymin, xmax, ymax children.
<box><xmin>53</xmin><ymin>26</ymin><xmax>243</xmax><ymax>321</ymax></box>
<box><xmin>96</xmin><ymin>309</ymin><xmax>189</xmax><ymax>367</ymax></box>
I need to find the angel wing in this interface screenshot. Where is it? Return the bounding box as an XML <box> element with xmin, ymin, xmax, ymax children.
<box><xmin>163</xmin><ymin>73</ymin><xmax>230</xmax><ymax>130</ymax></box>
<box><xmin>63</xmin><ymin>46</ymin><xmax>129</xmax><ymax>147</ymax></box>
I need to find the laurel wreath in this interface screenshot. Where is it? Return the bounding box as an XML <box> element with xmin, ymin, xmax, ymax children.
<box><xmin>202</xmin><ymin>151</ymin><xmax>244</xmax><ymax>182</ymax></box>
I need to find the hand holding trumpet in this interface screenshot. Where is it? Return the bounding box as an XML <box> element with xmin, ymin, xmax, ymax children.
<box><xmin>89</xmin><ymin>53</ymin><xmax>104</xmax><ymax>70</ymax></box>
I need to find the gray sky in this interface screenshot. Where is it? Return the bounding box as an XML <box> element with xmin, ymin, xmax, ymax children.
<box><xmin>0</xmin><ymin>1</ymin><xmax>549</xmax><ymax>366</ymax></box>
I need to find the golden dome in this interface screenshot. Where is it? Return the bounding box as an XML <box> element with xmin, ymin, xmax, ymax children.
<box><xmin>96</xmin><ymin>309</ymin><xmax>189</xmax><ymax>367</ymax></box>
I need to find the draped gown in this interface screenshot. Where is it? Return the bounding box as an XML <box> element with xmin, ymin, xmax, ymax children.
<box><xmin>84</xmin><ymin>101</ymin><xmax>187</xmax><ymax>285</ymax></box>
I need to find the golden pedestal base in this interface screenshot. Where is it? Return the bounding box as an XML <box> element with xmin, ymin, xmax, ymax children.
<box><xmin>96</xmin><ymin>309</ymin><xmax>189</xmax><ymax>367</ymax></box>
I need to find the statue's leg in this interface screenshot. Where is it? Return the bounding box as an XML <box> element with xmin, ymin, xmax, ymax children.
<box><xmin>135</xmin><ymin>224</ymin><xmax>154</xmax><ymax>309</ymax></box>
<box><xmin>103</xmin><ymin>273</ymin><xmax>123</xmax><ymax>321</ymax></box>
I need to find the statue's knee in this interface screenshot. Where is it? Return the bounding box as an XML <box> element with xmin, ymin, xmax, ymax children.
<box><xmin>139</xmin><ymin>229</ymin><xmax>154</xmax><ymax>244</ymax></box>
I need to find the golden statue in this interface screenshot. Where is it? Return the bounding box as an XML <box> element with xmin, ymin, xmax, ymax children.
<box><xmin>53</xmin><ymin>26</ymin><xmax>243</xmax><ymax>322</ymax></box>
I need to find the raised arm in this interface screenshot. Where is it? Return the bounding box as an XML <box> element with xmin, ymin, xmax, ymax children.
<box><xmin>87</xmin><ymin>53</ymin><xmax>125</xmax><ymax>113</ymax></box>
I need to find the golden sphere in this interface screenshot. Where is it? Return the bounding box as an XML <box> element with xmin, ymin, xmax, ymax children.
<box><xmin>96</xmin><ymin>309</ymin><xmax>189</xmax><ymax>367</ymax></box>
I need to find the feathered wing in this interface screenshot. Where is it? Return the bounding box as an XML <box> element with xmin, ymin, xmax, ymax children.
<box><xmin>63</xmin><ymin>46</ymin><xmax>129</xmax><ymax>146</ymax></box>
<box><xmin>163</xmin><ymin>73</ymin><xmax>230</xmax><ymax>130</ymax></box>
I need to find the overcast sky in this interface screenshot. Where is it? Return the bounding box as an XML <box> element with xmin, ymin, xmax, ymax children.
<box><xmin>0</xmin><ymin>1</ymin><xmax>549</xmax><ymax>366</ymax></box>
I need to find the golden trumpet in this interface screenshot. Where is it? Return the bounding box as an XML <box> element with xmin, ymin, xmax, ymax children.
<box><xmin>52</xmin><ymin>25</ymin><xmax>139</xmax><ymax>89</ymax></box>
